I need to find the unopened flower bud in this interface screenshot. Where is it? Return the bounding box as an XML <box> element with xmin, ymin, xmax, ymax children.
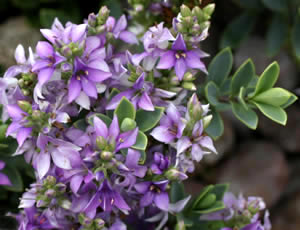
<box><xmin>18</xmin><ymin>101</ymin><xmax>32</xmax><ymax>113</ymax></box>
<box><xmin>166</xmin><ymin>168</ymin><xmax>188</xmax><ymax>181</ymax></box>
<box><xmin>100</xmin><ymin>151</ymin><xmax>113</xmax><ymax>161</ymax></box>
<box><xmin>88</xmin><ymin>13</ymin><xmax>97</xmax><ymax>27</ymax></box>
<box><xmin>96</xmin><ymin>136</ymin><xmax>107</xmax><ymax>150</ymax></box>
<box><xmin>182</xmin><ymin>82</ymin><xmax>196</xmax><ymax>91</ymax></box>
<box><xmin>45</xmin><ymin>175</ymin><xmax>56</xmax><ymax>186</ymax></box>
<box><xmin>45</xmin><ymin>189</ymin><xmax>56</xmax><ymax>197</ymax></box>
<box><xmin>203</xmin><ymin>3</ymin><xmax>215</xmax><ymax>16</ymax></box>
<box><xmin>200</xmin><ymin>21</ymin><xmax>210</xmax><ymax>31</ymax></box>
<box><xmin>121</xmin><ymin>118</ymin><xmax>136</xmax><ymax>132</ymax></box>
<box><xmin>97</xmin><ymin>6</ymin><xmax>110</xmax><ymax>25</ymax></box>
<box><xmin>203</xmin><ymin>115</ymin><xmax>213</xmax><ymax>130</ymax></box>
<box><xmin>61</xmin><ymin>199</ymin><xmax>72</xmax><ymax>210</ymax></box>
<box><xmin>188</xmin><ymin>94</ymin><xmax>202</xmax><ymax>119</ymax></box>
<box><xmin>180</xmin><ymin>5</ymin><xmax>192</xmax><ymax>17</ymax></box>
<box><xmin>192</xmin><ymin>6</ymin><xmax>204</xmax><ymax>22</ymax></box>
<box><xmin>96</xmin><ymin>25</ymin><xmax>106</xmax><ymax>34</ymax></box>
<box><xmin>95</xmin><ymin>218</ymin><xmax>105</xmax><ymax>228</ymax></box>
<box><xmin>183</xmin><ymin>72</ymin><xmax>194</xmax><ymax>81</ymax></box>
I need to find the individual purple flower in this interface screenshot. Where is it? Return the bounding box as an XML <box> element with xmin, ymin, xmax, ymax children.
<box><xmin>143</xmin><ymin>22</ymin><xmax>175</xmax><ymax>52</ymax></box>
<box><xmin>68</xmin><ymin>57</ymin><xmax>112</xmax><ymax>103</ymax></box>
<box><xmin>18</xmin><ymin>207</ymin><xmax>54</xmax><ymax>230</ymax></box>
<box><xmin>177</xmin><ymin>121</ymin><xmax>217</xmax><ymax>162</ymax></box>
<box><xmin>106</xmin><ymin>73</ymin><xmax>155</xmax><ymax>111</ymax></box>
<box><xmin>150</xmin><ymin>152</ymin><xmax>170</xmax><ymax>175</ymax></box>
<box><xmin>151</xmin><ymin>103</ymin><xmax>186</xmax><ymax>143</ymax></box>
<box><xmin>134</xmin><ymin>180</ymin><xmax>169</xmax><ymax>211</ymax></box>
<box><xmin>0</xmin><ymin>161</ymin><xmax>11</xmax><ymax>186</ymax></box>
<box><xmin>106</xmin><ymin>15</ymin><xmax>138</xmax><ymax>44</ymax></box>
<box><xmin>33</xmin><ymin>134</ymin><xmax>82</xmax><ymax>179</ymax></box>
<box><xmin>32</xmin><ymin>41</ymin><xmax>65</xmax><ymax>89</ymax></box>
<box><xmin>6</xmin><ymin>104</ymin><xmax>33</xmax><ymax>147</ymax></box>
<box><xmin>83</xmin><ymin>180</ymin><xmax>130</xmax><ymax>218</ymax></box>
<box><xmin>156</xmin><ymin>33</ymin><xmax>208</xmax><ymax>80</ymax></box>
<box><xmin>93</xmin><ymin>115</ymin><xmax>138</xmax><ymax>153</ymax></box>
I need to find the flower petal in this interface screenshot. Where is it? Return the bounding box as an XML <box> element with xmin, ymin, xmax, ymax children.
<box><xmin>93</xmin><ymin>116</ymin><xmax>108</xmax><ymax>138</ymax></box>
<box><xmin>151</xmin><ymin>126</ymin><xmax>174</xmax><ymax>143</ymax></box>
<box><xmin>70</xmin><ymin>175</ymin><xmax>83</xmax><ymax>194</ymax></box>
<box><xmin>14</xmin><ymin>44</ymin><xmax>26</xmax><ymax>64</ymax></box>
<box><xmin>17</xmin><ymin>127</ymin><xmax>32</xmax><ymax>146</ymax></box>
<box><xmin>140</xmin><ymin>191</ymin><xmax>154</xmax><ymax>207</ymax></box>
<box><xmin>68</xmin><ymin>77</ymin><xmax>82</xmax><ymax>103</ymax></box>
<box><xmin>38</xmin><ymin>67</ymin><xmax>55</xmax><ymax>85</ymax></box>
<box><xmin>119</xmin><ymin>31</ymin><xmax>138</xmax><ymax>44</ymax></box>
<box><xmin>172</xmin><ymin>33</ymin><xmax>186</xmax><ymax>51</ymax></box>
<box><xmin>75</xmin><ymin>91</ymin><xmax>90</xmax><ymax>110</ymax></box>
<box><xmin>40</xmin><ymin>29</ymin><xmax>57</xmax><ymax>44</ymax></box>
<box><xmin>0</xmin><ymin>173</ymin><xmax>11</xmax><ymax>186</ymax></box>
<box><xmin>36</xmin><ymin>41</ymin><xmax>54</xmax><ymax>58</ymax></box>
<box><xmin>156</xmin><ymin>50</ymin><xmax>175</xmax><ymax>69</ymax></box>
<box><xmin>86</xmin><ymin>67</ymin><xmax>112</xmax><ymax>83</ymax></box>
<box><xmin>175</xmin><ymin>58</ymin><xmax>187</xmax><ymax>80</ymax></box>
<box><xmin>177</xmin><ymin>136</ymin><xmax>192</xmax><ymax>154</ymax></box>
<box><xmin>36</xmin><ymin>151</ymin><xmax>51</xmax><ymax>179</ymax></box>
<box><xmin>81</xmin><ymin>78</ymin><xmax>98</xmax><ymax>98</ymax></box>
<box><xmin>186</xmin><ymin>51</ymin><xmax>207</xmax><ymax>73</ymax></box>
<box><xmin>138</xmin><ymin>92</ymin><xmax>154</xmax><ymax>111</ymax></box>
<box><xmin>200</xmin><ymin>136</ymin><xmax>217</xmax><ymax>154</ymax></box>
<box><xmin>71</xmin><ymin>24</ymin><xmax>87</xmax><ymax>42</ymax></box>
<box><xmin>51</xmin><ymin>149</ymin><xmax>72</xmax><ymax>170</ymax></box>
<box><xmin>108</xmin><ymin>115</ymin><xmax>120</xmax><ymax>138</ymax></box>
<box><xmin>116</xmin><ymin>128</ymin><xmax>138</xmax><ymax>151</ymax></box>
<box><xmin>154</xmin><ymin>191</ymin><xmax>169</xmax><ymax>211</ymax></box>
<box><xmin>113</xmin><ymin>15</ymin><xmax>127</xmax><ymax>35</ymax></box>
<box><xmin>6</xmin><ymin>104</ymin><xmax>24</xmax><ymax>120</ymax></box>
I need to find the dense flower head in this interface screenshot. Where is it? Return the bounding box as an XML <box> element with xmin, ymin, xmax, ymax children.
<box><xmin>0</xmin><ymin>3</ymin><xmax>272</xmax><ymax>230</ymax></box>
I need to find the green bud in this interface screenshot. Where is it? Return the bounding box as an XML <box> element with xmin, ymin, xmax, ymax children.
<box><xmin>61</xmin><ymin>199</ymin><xmax>72</xmax><ymax>210</ymax></box>
<box><xmin>188</xmin><ymin>94</ymin><xmax>202</xmax><ymax>119</ymax></box>
<box><xmin>18</xmin><ymin>78</ymin><xmax>24</xmax><ymax>87</ymax></box>
<box><xmin>192</xmin><ymin>6</ymin><xmax>204</xmax><ymax>22</ymax></box>
<box><xmin>121</xmin><ymin>118</ymin><xmax>136</xmax><ymax>132</ymax></box>
<box><xmin>203</xmin><ymin>115</ymin><xmax>213</xmax><ymax>130</ymax></box>
<box><xmin>165</xmin><ymin>168</ymin><xmax>185</xmax><ymax>181</ymax></box>
<box><xmin>199</xmin><ymin>21</ymin><xmax>210</xmax><ymax>31</ymax></box>
<box><xmin>45</xmin><ymin>175</ymin><xmax>56</xmax><ymax>186</ymax></box>
<box><xmin>203</xmin><ymin>3</ymin><xmax>215</xmax><ymax>16</ymax></box>
<box><xmin>18</xmin><ymin>100</ymin><xmax>32</xmax><ymax>113</ymax></box>
<box><xmin>196</xmin><ymin>193</ymin><xmax>216</xmax><ymax>209</ymax></box>
<box><xmin>181</xmin><ymin>16</ymin><xmax>193</xmax><ymax>28</ymax></box>
<box><xmin>183</xmin><ymin>72</ymin><xmax>194</xmax><ymax>81</ymax></box>
<box><xmin>180</xmin><ymin>4</ymin><xmax>192</xmax><ymax>17</ymax></box>
<box><xmin>22</xmin><ymin>90</ymin><xmax>30</xmax><ymax>97</ymax></box>
<box><xmin>182</xmin><ymin>82</ymin><xmax>196</xmax><ymax>91</ymax></box>
<box><xmin>100</xmin><ymin>151</ymin><xmax>113</xmax><ymax>161</ymax></box>
<box><xmin>96</xmin><ymin>136</ymin><xmax>107</xmax><ymax>150</ymax></box>
<box><xmin>94</xmin><ymin>218</ymin><xmax>105</xmax><ymax>227</ymax></box>
<box><xmin>32</xmin><ymin>110</ymin><xmax>42</xmax><ymax>120</ymax></box>
<box><xmin>97</xmin><ymin>6</ymin><xmax>110</xmax><ymax>25</ymax></box>
<box><xmin>175</xmin><ymin>221</ymin><xmax>186</xmax><ymax>230</ymax></box>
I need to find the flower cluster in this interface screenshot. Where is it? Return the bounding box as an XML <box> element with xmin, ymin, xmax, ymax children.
<box><xmin>0</xmin><ymin>3</ymin><xmax>272</xmax><ymax>230</ymax></box>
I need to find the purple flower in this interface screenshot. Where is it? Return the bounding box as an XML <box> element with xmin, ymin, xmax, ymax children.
<box><xmin>34</xmin><ymin>134</ymin><xmax>82</xmax><ymax>179</ymax></box>
<box><xmin>32</xmin><ymin>41</ymin><xmax>65</xmax><ymax>89</ymax></box>
<box><xmin>156</xmin><ymin>33</ymin><xmax>208</xmax><ymax>80</ymax></box>
<box><xmin>68</xmin><ymin>57</ymin><xmax>112</xmax><ymax>103</ymax></box>
<box><xmin>150</xmin><ymin>152</ymin><xmax>170</xmax><ymax>175</ymax></box>
<box><xmin>18</xmin><ymin>207</ymin><xmax>53</xmax><ymax>230</ymax></box>
<box><xmin>106</xmin><ymin>73</ymin><xmax>155</xmax><ymax>111</ymax></box>
<box><xmin>84</xmin><ymin>180</ymin><xmax>130</xmax><ymax>217</ymax></box>
<box><xmin>151</xmin><ymin>103</ymin><xmax>186</xmax><ymax>143</ymax></box>
<box><xmin>93</xmin><ymin>115</ymin><xmax>138</xmax><ymax>153</ymax></box>
<box><xmin>106</xmin><ymin>15</ymin><xmax>138</xmax><ymax>44</ymax></box>
<box><xmin>0</xmin><ymin>161</ymin><xmax>11</xmax><ymax>186</ymax></box>
<box><xmin>135</xmin><ymin>180</ymin><xmax>169</xmax><ymax>211</ymax></box>
<box><xmin>177</xmin><ymin>121</ymin><xmax>217</xmax><ymax>162</ymax></box>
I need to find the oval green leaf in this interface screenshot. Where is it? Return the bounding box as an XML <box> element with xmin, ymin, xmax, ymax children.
<box><xmin>252</xmin><ymin>87</ymin><xmax>292</xmax><ymax>106</ymax></box>
<box><xmin>114</xmin><ymin>97</ymin><xmax>136</xmax><ymax>124</ymax></box>
<box><xmin>132</xmin><ymin>131</ymin><xmax>148</xmax><ymax>150</ymax></box>
<box><xmin>135</xmin><ymin>107</ymin><xmax>165</xmax><ymax>132</ymax></box>
<box><xmin>253</xmin><ymin>102</ymin><xmax>287</xmax><ymax>125</ymax></box>
<box><xmin>231</xmin><ymin>102</ymin><xmax>258</xmax><ymax>129</ymax></box>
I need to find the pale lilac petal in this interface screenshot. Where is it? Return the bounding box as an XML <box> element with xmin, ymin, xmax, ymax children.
<box><xmin>191</xmin><ymin>144</ymin><xmax>203</xmax><ymax>162</ymax></box>
<box><xmin>125</xmin><ymin>149</ymin><xmax>140</xmax><ymax>168</ymax></box>
<box><xmin>166</xmin><ymin>103</ymin><xmax>181</xmax><ymax>123</ymax></box>
<box><xmin>51</xmin><ymin>149</ymin><xmax>72</xmax><ymax>170</ymax></box>
<box><xmin>110</xmin><ymin>220</ymin><xmax>126</xmax><ymax>230</ymax></box>
<box><xmin>131</xmin><ymin>52</ymin><xmax>148</xmax><ymax>66</ymax></box>
<box><xmin>108</xmin><ymin>115</ymin><xmax>120</xmax><ymax>138</ymax></box>
<box><xmin>88</xmin><ymin>60</ymin><xmax>110</xmax><ymax>72</ymax></box>
<box><xmin>156</xmin><ymin>51</ymin><xmax>175</xmax><ymax>69</ymax></box>
<box><xmin>169</xmin><ymin>195</ymin><xmax>191</xmax><ymax>213</ymax></box>
<box><xmin>55</xmin><ymin>112</ymin><xmax>70</xmax><ymax>123</ymax></box>
<box><xmin>134</xmin><ymin>182</ymin><xmax>151</xmax><ymax>193</ymax></box>
<box><xmin>119</xmin><ymin>31</ymin><xmax>138</xmax><ymax>44</ymax></box>
<box><xmin>89</xmin><ymin>47</ymin><xmax>106</xmax><ymax>60</ymax></box>
<box><xmin>6</xmin><ymin>104</ymin><xmax>24</xmax><ymax>120</ymax></box>
<box><xmin>186</xmin><ymin>51</ymin><xmax>207</xmax><ymax>73</ymax></box>
<box><xmin>114</xmin><ymin>192</ymin><xmax>131</xmax><ymax>210</ymax></box>
<box><xmin>71</xmin><ymin>24</ymin><xmax>87</xmax><ymax>42</ymax></box>
<box><xmin>72</xmin><ymin>193</ymin><xmax>91</xmax><ymax>213</ymax></box>
<box><xmin>70</xmin><ymin>175</ymin><xmax>83</xmax><ymax>194</ymax></box>
<box><xmin>138</xmin><ymin>93</ymin><xmax>155</xmax><ymax>111</ymax></box>
<box><xmin>32</xmin><ymin>60</ymin><xmax>51</xmax><ymax>72</ymax></box>
<box><xmin>17</xmin><ymin>127</ymin><xmax>32</xmax><ymax>146</ymax></box>
<box><xmin>140</xmin><ymin>191</ymin><xmax>154</xmax><ymax>207</ymax></box>
<box><xmin>106</xmin><ymin>17</ymin><xmax>116</xmax><ymax>31</ymax></box>
<box><xmin>38</xmin><ymin>67</ymin><xmax>54</xmax><ymax>85</ymax></box>
<box><xmin>133</xmin><ymin>72</ymin><xmax>145</xmax><ymax>90</ymax></box>
<box><xmin>14</xmin><ymin>44</ymin><xmax>26</xmax><ymax>64</ymax></box>
<box><xmin>106</xmin><ymin>91</ymin><xmax>135</xmax><ymax>110</ymax></box>
<box><xmin>36</xmin><ymin>41</ymin><xmax>54</xmax><ymax>58</ymax></box>
<box><xmin>175</xmin><ymin>58</ymin><xmax>187</xmax><ymax>80</ymax></box>
<box><xmin>0</xmin><ymin>173</ymin><xmax>11</xmax><ymax>186</ymax></box>
<box><xmin>36</xmin><ymin>152</ymin><xmax>51</xmax><ymax>179</ymax></box>
<box><xmin>151</xmin><ymin>126</ymin><xmax>175</xmax><ymax>143</ymax></box>
<box><xmin>116</xmin><ymin>128</ymin><xmax>139</xmax><ymax>151</ymax></box>
<box><xmin>68</xmin><ymin>78</ymin><xmax>82</xmax><ymax>103</ymax></box>
<box><xmin>154</xmin><ymin>192</ymin><xmax>169</xmax><ymax>211</ymax></box>
<box><xmin>37</xmin><ymin>133</ymin><xmax>48</xmax><ymax>150</ymax></box>
<box><xmin>93</xmin><ymin>116</ymin><xmax>108</xmax><ymax>138</ymax></box>
<box><xmin>172</xmin><ymin>33</ymin><xmax>186</xmax><ymax>51</ymax></box>
<box><xmin>177</xmin><ymin>136</ymin><xmax>192</xmax><ymax>154</ymax></box>
<box><xmin>84</xmin><ymin>36</ymin><xmax>101</xmax><ymax>55</ymax></box>
<box><xmin>75</xmin><ymin>91</ymin><xmax>90</xmax><ymax>110</ymax></box>
<box><xmin>86</xmin><ymin>67</ymin><xmax>112</xmax><ymax>83</ymax></box>
<box><xmin>113</xmin><ymin>15</ymin><xmax>127</xmax><ymax>35</ymax></box>
<box><xmin>6</xmin><ymin>122</ymin><xmax>22</xmax><ymax>136</ymax></box>
<box><xmin>40</xmin><ymin>29</ymin><xmax>57</xmax><ymax>44</ymax></box>
<box><xmin>200</xmin><ymin>136</ymin><xmax>217</xmax><ymax>153</ymax></box>
<box><xmin>81</xmin><ymin>78</ymin><xmax>98</xmax><ymax>98</ymax></box>
<box><xmin>0</xmin><ymin>161</ymin><xmax>5</xmax><ymax>170</ymax></box>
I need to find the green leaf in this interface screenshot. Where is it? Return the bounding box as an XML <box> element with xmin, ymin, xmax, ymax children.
<box><xmin>252</xmin><ymin>102</ymin><xmax>287</xmax><ymax>125</ymax></box>
<box><xmin>292</xmin><ymin>15</ymin><xmax>300</xmax><ymax>59</ymax></box>
<box><xmin>281</xmin><ymin>94</ymin><xmax>298</xmax><ymax>109</ymax></box>
<box><xmin>170</xmin><ymin>181</ymin><xmax>185</xmax><ymax>203</ymax></box>
<box><xmin>192</xmin><ymin>185</ymin><xmax>214</xmax><ymax>209</ymax></box>
<box><xmin>135</xmin><ymin>107</ymin><xmax>165</xmax><ymax>132</ymax></box>
<box><xmin>238</xmin><ymin>87</ymin><xmax>248</xmax><ymax>110</ymax></box>
<box><xmin>261</xmin><ymin>0</ymin><xmax>288</xmax><ymax>12</ymax></box>
<box><xmin>205</xmin><ymin>81</ymin><xmax>220</xmax><ymax>106</ymax></box>
<box><xmin>87</xmin><ymin>113</ymin><xmax>112</xmax><ymax>126</ymax></box>
<box><xmin>231</xmin><ymin>102</ymin><xmax>258</xmax><ymax>129</ymax></box>
<box><xmin>220</xmin><ymin>13</ymin><xmax>257</xmax><ymax>49</ymax></box>
<box><xmin>73</xmin><ymin>119</ymin><xmax>87</xmax><ymax>131</ymax></box>
<box><xmin>209</xmin><ymin>184</ymin><xmax>229</xmax><ymax>201</ymax></box>
<box><xmin>114</xmin><ymin>97</ymin><xmax>136</xmax><ymax>124</ymax></box>
<box><xmin>132</xmin><ymin>131</ymin><xmax>147</xmax><ymax>150</ymax></box>
<box><xmin>231</xmin><ymin>59</ymin><xmax>255</xmax><ymax>96</ymax></box>
<box><xmin>193</xmin><ymin>201</ymin><xmax>225</xmax><ymax>214</ymax></box>
<box><xmin>207</xmin><ymin>48</ymin><xmax>233</xmax><ymax>86</ymax></box>
<box><xmin>252</xmin><ymin>88</ymin><xmax>292</xmax><ymax>106</ymax></box>
<box><xmin>138</xmin><ymin>150</ymin><xmax>146</xmax><ymax>164</ymax></box>
<box><xmin>1</xmin><ymin>165</ymin><xmax>23</xmax><ymax>192</ymax></box>
<box><xmin>253</xmin><ymin>62</ymin><xmax>280</xmax><ymax>96</ymax></box>
<box><xmin>205</xmin><ymin>110</ymin><xmax>224</xmax><ymax>140</ymax></box>
<box><xmin>266</xmin><ymin>14</ymin><xmax>288</xmax><ymax>57</ymax></box>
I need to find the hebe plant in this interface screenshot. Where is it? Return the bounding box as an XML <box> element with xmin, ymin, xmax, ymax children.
<box><xmin>0</xmin><ymin>1</ymin><xmax>295</xmax><ymax>229</ymax></box>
